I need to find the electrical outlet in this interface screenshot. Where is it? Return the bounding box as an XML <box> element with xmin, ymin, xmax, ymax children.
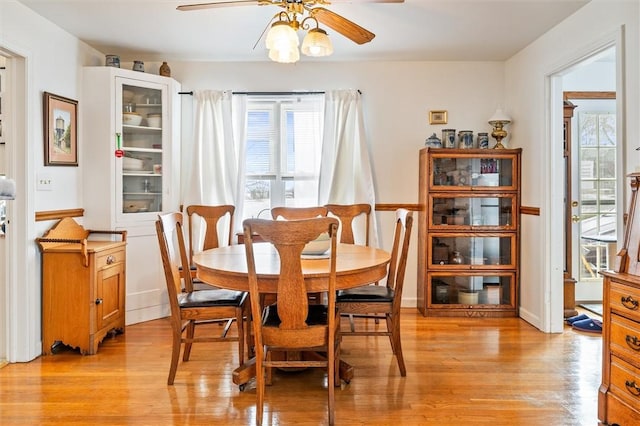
<box><xmin>37</xmin><ymin>173</ymin><xmax>53</xmax><ymax>191</ymax></box>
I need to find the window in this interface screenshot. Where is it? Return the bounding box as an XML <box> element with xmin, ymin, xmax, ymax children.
<box><xmin>243</xmin><ymin>94</ymin><xmax>324</xmax><ymax>219</ymax></box>
<box><xmin>578</xmin><ymin>111</ymin><xmax>616</xmax><ymax>279</ymax></box>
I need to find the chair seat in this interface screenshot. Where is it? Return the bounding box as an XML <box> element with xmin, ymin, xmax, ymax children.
<box><xmin>263</xmin><ymin>303</ymin><xmax>328</xmax><ymax>327</ymax></box>
<box><xmin>178</xmin><ymin>289</ymin><xmax>247</xmax><ymax>309</ymax></box>
<box><xmin>336</xmin><ymin>285</ymin><xmax>395</xmax><ymax>303</ymax></box>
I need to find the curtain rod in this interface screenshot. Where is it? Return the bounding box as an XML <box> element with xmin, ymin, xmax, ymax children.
<box><xmin>178</xmin><ymin>90</ymin><xmax>362</xmax><ymax>96</ymax></box>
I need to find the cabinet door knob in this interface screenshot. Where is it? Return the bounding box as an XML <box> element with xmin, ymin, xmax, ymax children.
<box><xmin>95</xmin><ymin>298</ymin><xmax>103</xmax><ymax>305</ymax></box>
<box><xmin>106</xmin><ymin>255</ymin><xmax>115</xmax><ymax>265</ymax></box>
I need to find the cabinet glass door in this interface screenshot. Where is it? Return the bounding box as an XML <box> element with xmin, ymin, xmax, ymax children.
<box><xmin>429</xmin><ymin>194</ymin><xmax>516</xmax><ymax>230</ymax></box>
<box><xmin>429</xmin><ymin>153</ymin><xmax>517</xmax><ymax>190</ymax></box>
<box><xmin>428</xmin><ymin>234</ymin><xmax>515</xmax><ymax>268</ymax></box>
<box><xmin>116</xmin><ymin>80</ymin><xmax>165</xmax><ymax>216</ymax></box>
<box><xmin>428</xmin><ymin>273</ymin><xmax>514</xmax><ymax>307</ymax></box>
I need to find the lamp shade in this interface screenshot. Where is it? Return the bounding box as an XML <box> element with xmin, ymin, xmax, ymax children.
<box><xmin>265</xmin><ymin>21</ymin><xmax>299</xmax><ymax>50</ymax></box>
<box><xmin>488</xmin><ymin>108</ymin><xmax>512</xmax><ymax>124</ymax></box>
<box><xmin>268</xmin><ymin>46</ymin><xmax>300</xmax><ymax>63</ymax></box>
<box><xmin>301</xmin><ymin>28</ymin><xmax>333</xmax><ymax>57</ymax></box>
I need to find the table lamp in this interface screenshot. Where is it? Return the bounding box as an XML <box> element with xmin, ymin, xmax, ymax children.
<box><xmin>488</xmin><ymin>108</ymin><xmax>512</xmax><ymax>149</ymax></box>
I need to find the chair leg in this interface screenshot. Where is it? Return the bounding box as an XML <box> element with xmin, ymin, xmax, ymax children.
<box><xmin>390</xmin><ymin>315</ymin><xmax>406</xmax><ymax>377</ymax></box>
<box><xmin>255</xmin><ymin>347</ymin><xmax>265</xmax><ymax>426</ymax></box>
<box><xmin>236</xmin><ymin>308</ymin><xmax>245</xmax><ymax>366</ymax></box>
<box><xmin>167</xmin><ymin>332</ymin><xmax>182</xmax><ymax>385</ymax></box>
<box><xmin>183</xmin><ymin>321</ymin><xmax>195</xmax><ymax>362</ymax></box>
<box><xmin>328</xmin><ymin>358</ymin><xmax>335</xmax><ymax>426</ymax></box>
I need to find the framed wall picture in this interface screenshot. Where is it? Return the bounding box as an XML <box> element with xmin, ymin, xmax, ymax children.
<box><xmin>429</xmin><ymin>110</ymin><xmax>448</xmax><ymax>125</ymax></box>
<box><xmin>44</xmin><ymin>91</ymin><xmax>78</xmax><ymax>166</ymax></box>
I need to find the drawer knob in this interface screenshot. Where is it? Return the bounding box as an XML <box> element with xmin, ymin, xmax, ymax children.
<box><xmin>95</xmin><ymin>298</ymin><xmax>103</xmax><ymax>305</ymax></box>
<box><xmin>106</xmin><ymin>255</ymin><xmax>116</xmax><ymax>265</ymax></box>
<box><xmin>625</xmin><ymin>380</ymin><xmax>640</xmax><ymax>396</ymax></box>
<box><xmin>626</xmin><ymin>335</ymin><xmax>640</xmax><ymax>351</ymax></box>
<box><xmin>621</xmin><ymin>295</ymin><xmax>639</xmax><ymax>310</ymax></box>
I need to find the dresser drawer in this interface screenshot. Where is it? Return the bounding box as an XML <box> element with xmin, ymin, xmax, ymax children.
<box><xmin>611</xmin><ymin>314</ymin><xmax>640</xmax><ymax>362</ymax></box>
<box><xmin>610</xmin><ymin>281</ymin><xmax>640</xmax><ymax>322</ymax></box>
<box><xmin>96</xmin><ymin>247</ymin><xmax>126</xmax><ymax>270</ymax></box>
<box><xmin>610</xmin><ymin>355</ymin><xmax>640</xmax><ymax>411</ymax></box>
<box><xmin>604</xmin><ymin>392</ymin><xmax>640</xmax><ymax>426</ymax></box>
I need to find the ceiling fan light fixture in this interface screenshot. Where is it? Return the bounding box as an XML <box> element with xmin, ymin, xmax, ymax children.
<box><xmin>301</xmin><ymin>27</ymin><xmax>333</xmax><ymax>57</ymax></box>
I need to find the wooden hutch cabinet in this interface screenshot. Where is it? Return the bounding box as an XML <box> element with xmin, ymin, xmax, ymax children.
<box><xmin>37</xmin><ymin>218</ymin><xmax>127</xmax><ymax>355</ymax></box>
<box><xmin>417</xmin><ymin>147</ymin><xmax>522</xmax><ymax>317</ymax></box>
<box><xmin>598</xmin><ymin>173</ymin><xmax>640</xmax><ymax>424</ymax></box>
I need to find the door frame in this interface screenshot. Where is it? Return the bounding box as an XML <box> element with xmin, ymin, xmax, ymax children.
<box><xmin>545</xmin><ymin>29</ymin><xmax>623</xmax><ymax>333</ymax></box>
<box><xmin>0</xmin><ymin>43</ymin><xmax>37</xmax><ymax>362</ymax></box>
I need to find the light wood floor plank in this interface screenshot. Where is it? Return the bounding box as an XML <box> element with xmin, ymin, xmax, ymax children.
<box><xmin>0</xmin><ymin>309</ymin><xmax>602</xmax><ymax>425</ymax></box>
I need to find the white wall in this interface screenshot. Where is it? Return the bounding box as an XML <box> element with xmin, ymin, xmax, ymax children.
<box><xmin>0</xmin><ymin>0</ymin><xmax>103</xmax><ymax>361</ymax></box>
<box><xmin>505</xmin><ymin>0</ymin><xmax>639</xmax><ymax>332</ymax></box>
<box><xmin>168</xmin><ymin>60</ymin><xmax>506</xmax><ymax>308</ymax></box>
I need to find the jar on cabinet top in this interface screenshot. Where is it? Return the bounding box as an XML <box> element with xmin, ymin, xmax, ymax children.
<box><xmin>442</xmin><ymin>129</ymin><xmax>456</xmax><ymax>148</ymax></box>
<box><xmin>458</xmin><ymin>130</ymin><xmax>474</xmax><ymax>149</ymax></box>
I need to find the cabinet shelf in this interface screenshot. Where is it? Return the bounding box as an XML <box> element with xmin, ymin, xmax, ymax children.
<box><xmin>123</xmin><ymin>124</ymin><xmax>161</xmax><ymax>133</ymax></box>
<box><xmin>418</xmin><ymin>147</ymin><xmax>522</xmax><ymax>317</ymax></box>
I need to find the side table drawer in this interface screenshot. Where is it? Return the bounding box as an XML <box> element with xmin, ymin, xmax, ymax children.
<box><xmin>610</xmin><ymin>355</ymin><xmax>640</xmax><ymax>411</ymax></box>
<box><xmin>610</xmin><ymin>281</ymin><xmax>640</xmax><ymax>322</ymax></box>
<box><xmin>96</xmin><ymin>247</ymin><xmax>126</xmax><ymax>270</ymax></box>
<box><xmin>611</xmin><ymin>313</ymin><xmax>640</xmax><ymax>361</ymax></box>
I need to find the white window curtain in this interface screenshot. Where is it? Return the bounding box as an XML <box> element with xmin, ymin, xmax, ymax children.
<box><xmin>318</xmin><ymin>89</ymin><xmax>379</xmax><ymax>247</ymax></box>
<box><xmin>182</xmin><ymin>90</ymin><xmax>248</xmax><ymax>242</ymax></box>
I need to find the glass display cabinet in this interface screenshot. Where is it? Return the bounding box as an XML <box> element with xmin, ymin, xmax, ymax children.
<box><xmin>417</xmin><ymin>147</ymin><xmax>522</xmax><ymax>317</ymax></box>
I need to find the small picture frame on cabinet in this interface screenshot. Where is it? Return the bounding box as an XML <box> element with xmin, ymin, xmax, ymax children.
<box><xmin>429</xmin><ymin>110</ymin><xmax>448</xmax><ymax>125</ymax></box>
<box><xmin>43</xmin><ymin>91</ymin><xmax>78</xmax><ymax>166</ymax></box>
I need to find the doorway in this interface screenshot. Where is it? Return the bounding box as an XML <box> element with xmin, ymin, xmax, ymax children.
<box><xmin>560</xmin><ymin>47</ymin><xmax>617</xmax><ymax>318</ymax></box>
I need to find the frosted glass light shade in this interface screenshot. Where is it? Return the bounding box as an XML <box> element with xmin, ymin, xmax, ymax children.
<box><xmin>269</xmin><ymin>46</ymin><xmax>300</xmax><ymax>63</ymax></box>
<box><xmin>266</xmin><ymin>21</ymin><xmax>299</xmax><ymax>50</ymax></box>
<box><xmin>301</xmin><ymin>28</ymin><xmax>333</xmax><ymax>57</ymax></box>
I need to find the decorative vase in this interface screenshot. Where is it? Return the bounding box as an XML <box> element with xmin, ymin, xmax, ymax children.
<box><xmin>159</xmin><ymin>61</ymin><xmax>171</xmax><ymax>77</ymax></box>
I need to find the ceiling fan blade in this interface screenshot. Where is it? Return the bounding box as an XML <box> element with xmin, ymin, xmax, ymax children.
<box><xmin>311</xmin><ymin>7</ymin><xmax>375</xmax><ymax>45</ymax></box>
<box><xmin>177</xmin><ymin>0</ymin><xmax>260</xmax><ymax>12</ymax></box>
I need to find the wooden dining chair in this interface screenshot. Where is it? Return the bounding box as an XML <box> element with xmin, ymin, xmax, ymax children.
<box><xmin>243</xmin><ymin>217</ymin><xmax>341</xmax><ymax>426</ymax></box>
<box><xmin>325</xmin><ymin>203</ymin><xmax>371</xmax><ymax>245</ymax></box>
<box><xmin>185</xmin><ymin>205</ymin><xmax>234</xmax><ymax>286</ymax></box>
<box><xmin>270</xmin><ymin>205</ymin><xmax>328</xmax><ymax>220</ymax></box>
<box><xmin>156</xmin><ymin>212</ymin><xmax>247</xmax><ymax>385</ymax></box>
<box><xmin>336</xmin><ymin>208</ymin><xmax>413</xmax><ymax>376</ymax></box>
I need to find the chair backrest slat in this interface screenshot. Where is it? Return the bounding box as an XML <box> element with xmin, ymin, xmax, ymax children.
<box><xmin>270</xmin><ymin>206</ymin><xmax>328</xmax><ymax>220</ymax></box>
<box><xmin>325</xmin><ymin>203</ymin><xmax>372</xmax><ymax>245</ymax></box>
<box><xmin>186</xmin><ymin>205</ymin><xmax>235</xmax><ymax>266</ymax></box>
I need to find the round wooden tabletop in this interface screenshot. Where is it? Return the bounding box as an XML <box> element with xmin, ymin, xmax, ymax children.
<box><xmin>193</xmin><ymin>243</ymin><xmax>390</xmax><ymax>293</ymax></box>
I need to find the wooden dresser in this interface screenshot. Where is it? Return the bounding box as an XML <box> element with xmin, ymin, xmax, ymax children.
<box><xmin>37</xmin><ymin>218</ymin><xmax>127</xmax><ymax>355</ymax></box>
<box><xmin>599</xmin><ymin>173</ymin><xmax>640</xmax><ymax>425</ymax></box>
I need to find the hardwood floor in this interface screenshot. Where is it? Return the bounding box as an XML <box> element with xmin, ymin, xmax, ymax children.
<box><xmin>0</xmin><ymin>310</ymin><xmax>602</xmax><ymax>425</ymax></box>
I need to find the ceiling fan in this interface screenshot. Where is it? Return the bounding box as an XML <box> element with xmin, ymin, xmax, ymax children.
<box><xmin>176</xmin><ymin>0</ymin><xmax>404</xmax><ymax>52</ymax></box>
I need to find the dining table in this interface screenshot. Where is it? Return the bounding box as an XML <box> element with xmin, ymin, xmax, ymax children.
<box><xmin>193</xmin><ymin>242</ymin><xmax>391</xmax><ymax>387</ymax></box>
